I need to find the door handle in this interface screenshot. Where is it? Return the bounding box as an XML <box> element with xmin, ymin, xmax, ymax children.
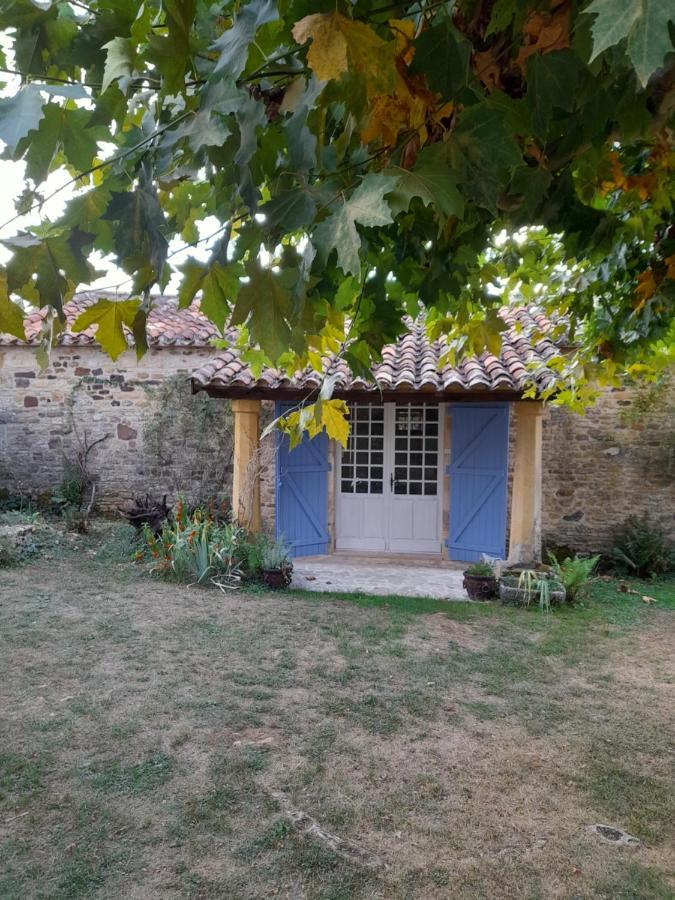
<box><xmin>390</xmin><ymin>472</ymin><xmax>394</xmax><ymax>491</ymax></box>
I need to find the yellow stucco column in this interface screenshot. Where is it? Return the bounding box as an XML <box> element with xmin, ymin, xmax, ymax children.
<box><xmin>231</xmin><ymin>399</ymin><xmax>262</xmax><ymax>533</ymax></box>
<box><xmin>508</xmin><ymin>401</ymin><xmax>544</xmax><ymax>565</ymax></box>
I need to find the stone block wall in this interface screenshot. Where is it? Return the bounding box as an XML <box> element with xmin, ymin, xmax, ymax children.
<box><xmin>0</xmin><ymin>345</ymin><xmax>233</xmax><ymax>511</ymax></box>
<box><xmin>541</xmin><ymin>384</ymin><xmax>675</xmax><ymax>553</ymax></box>
<box><xmin>2</xmin><ymin>340</ymin><xmax>672</xmax><ymax>556</ymax></box>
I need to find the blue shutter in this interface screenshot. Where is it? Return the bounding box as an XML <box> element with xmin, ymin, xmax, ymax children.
<box><xmin>275</xmin><ymin>402</ymin><xmax>330</xmax><ymax>558</ymax></box>
<box><xmin>447</xmin><ymin>404</ymin><xmax>509</xmax><ymax>562</ymax></box>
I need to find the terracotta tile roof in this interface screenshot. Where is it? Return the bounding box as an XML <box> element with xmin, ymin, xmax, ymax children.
<box><xmin>1</xmin><ymin>293</ymin><xmax>564</xmax><ymax>396</ymax></box>
<box><xmin>0</xmin><ymin>292</ymin><xmax>219</xmax><ymax>349</ymax></box>
<box><xmin>191</xmin><ymin>307</ymin><xmax>564</xmax><ymax>397</ymax></box>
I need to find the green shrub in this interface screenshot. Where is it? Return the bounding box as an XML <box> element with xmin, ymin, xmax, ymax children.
<box><xmin>547</xmin><ymin>553</ymin><xmax>599</xmax><ymax>602</ymax></box>
<box><xmin>144</xmin><ymin>499</ymin><xmax>246</xmax><ymax>588</ymax></box>
<box><xmin>260</xmin><ymin>539</ymin><xmax>292</xmax><ymax>571</ymax></box>
<box><xmin>612</xmin><ymin>516</ymin><xmax>674</xmax><ymax>578</ymax></box>
<box><xmin>241</xmin><ymin>532</ymin><xmax>273</xmax><ymax>581</ymax></box>
<box><xmin>464</xmin><ymin>562</ymin><xmax>494</xmax><ymax>577</ymax></box>
<box><xmin>52</xmin><ymin>462</ymin><xmax>87</xmax><ymax>511</ymax></box>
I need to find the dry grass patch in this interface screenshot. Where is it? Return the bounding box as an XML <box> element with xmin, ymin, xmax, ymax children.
<box><xmin>0</xmin><ymin>524</ymin><xmax>673</xmax><ymax>899</ymax></box>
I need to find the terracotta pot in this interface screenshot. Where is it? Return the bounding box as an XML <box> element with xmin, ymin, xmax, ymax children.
<box><xmin>262</xmin><ymin>568</ymin><xmax>291</xmax><ymax>590</ymax></box>
<box><xmin>463</xmin><ymin>572</ymin><xmax>497</xmax><ymax>600</ymax></box>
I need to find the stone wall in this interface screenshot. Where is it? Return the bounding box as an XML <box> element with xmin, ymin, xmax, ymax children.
<box><xmin>542</xmin><ymin>383</ymin><xmax>675</xmax><ymax>553</ymax></box>
<box><xmin>0</xmin><ymin>345</ymin><xmax>233</xmax><ymax>511</ymax></box>
<box><xmin>2</xmin><ymin>341</ymin><xmax>672</xmax><ymax>555</ymax></box>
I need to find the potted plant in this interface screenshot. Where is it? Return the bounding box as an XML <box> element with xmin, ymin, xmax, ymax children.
<box><xmin>499</xmin><ymin>569</ymin><xmax>566</xmax><ymax>610</ymax></box>
<box><xmin>462</xmin><ymin>561</ymin><xmax>497</xmax><ymax>600</ymax></box>
<box><xmin>261</xmin><ymin>540</ymin><xmax>293</xmax><ymax>589</ymax></box>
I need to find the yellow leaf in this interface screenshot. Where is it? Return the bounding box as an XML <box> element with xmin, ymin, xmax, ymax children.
<box><xmin>279</xmin><ymin>398</ymin><xmax>350</xmax><ymax>448</ymax></box>
<box><xmin>292</xmin><ymin>13</ymin><xmax>348</xmax><ymax>81</ymax></box>
<box><xmin>634</xmin><ymin>269</ymin><xmax>656</xmax><ymax>313</ymax></box>
<box><xmin>292</xmin><ymin>12</ymin><xmax>395</xmax><ymax>94</ymax></box>
<box><xmin>318</xmin><ymin>398</ymin><xmax>350</xmax><ymax>447</ymax></box>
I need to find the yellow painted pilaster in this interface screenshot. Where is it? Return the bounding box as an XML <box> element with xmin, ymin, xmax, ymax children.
<box><xmin>231</xmin><ymin>399</ymin><xmax>262</xmax><ymax>533</ymax></box>
<box><xmin>508</xmin><ymin>401</ymin><xmax>544</xmax><ymax>565</ymax></box>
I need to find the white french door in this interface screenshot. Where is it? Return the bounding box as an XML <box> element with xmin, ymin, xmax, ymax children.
<box><xmin>336</xmin><ymin>403</ymin><xmax>442</xmax><ymax>553</ymax></box>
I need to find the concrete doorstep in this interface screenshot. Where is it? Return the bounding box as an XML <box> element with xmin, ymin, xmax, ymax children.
<box><xmin>291</xmin><ymin>555</ymin><xmax>469</xmax><ymax>601</ymax></box>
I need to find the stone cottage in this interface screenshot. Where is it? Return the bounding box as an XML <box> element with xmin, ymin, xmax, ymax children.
<box><xmin>1</xmin><ymin>293</ymin><xmax>673</xmax><ymax>558</ymax></box>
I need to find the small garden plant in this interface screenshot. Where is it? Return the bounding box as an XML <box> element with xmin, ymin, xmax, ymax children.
<box><xmin>499</xmin><ymin>569</ymin><xmax>565</xmax><ymax>611</ymax></box>
<box><xmin>612</xmin><ymin>516</ymin><xmax>674</xmax><ymax>578</ymax></box>
<box><xmin>141</xmin><ymin>498</ymin><xmax>293</xmax><ymax>590</ymax></box>
<box><xmin>547</xmin><ymin>553</ymin><xmax>600</xmax><ymax>603</ymax></box>
<box><xmin>143</xmin><ymin>499</ymin><xmax>247</xmax><ymax>589</ymax></box>
<box><xmin>464</xmin><ymin>562</ymin><xmax>494</xmax><ymax>577</ymax></box>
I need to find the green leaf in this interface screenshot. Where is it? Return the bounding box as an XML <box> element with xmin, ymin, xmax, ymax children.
<box><xmin>585</xmin><ymin>0</ymin><xmax>674</xmax><ymax>86</ymax></box>
<box><xmin>24</xmin><ymin>105</ymin><xmax>105</xmax><ymax>183</ymax></box>
<box><xmin>627</xmin><ymin>2</ymin><xmax>675</xmax><ymax>87</ymax></box>
<box><xmin>527</xmin><ymin>50</ymin><xmax>582</xmax><ymax>138</ymax></box>
<box><xmin>386</xmin><ymin>145</ymin><xmax>464</xmax><ymax>219</ymax></box>
<box><xmin>71</xmin><ymin>298</ymin><xmax>140</xmax><ymax>361</ymax></box>
<box><xmin>446</xmin><ymin>103</ymin><xmax>522</xmax><ymax>213</ymax></box>
<box><xmin>0</xmin><ymin>275</ymin><xmax>26</xmax><ymax>341</ymax></box>
<box><xmin>201</xmin><ymin>264</ymin><xmax>241</xmax><ymax>333</ymax></box>
<box><xmin>231</xmin><ymin>260</ymin><xmax>292</xmax><ymax>361</ymax></box>
<box><xmin>485</xmin><ymin>0</ymin><xmax>518</xmax><ymax>38</ymax></box>
<box><xmin>314</xmin><ymin>173</ymin><xmax>396</xmax><ymax>276</ymax></box>
<box><xmin>409</xmin><ymin>21</ymin><xmax>472</xmax><ymax>97</ymax></box>
<box><xmin>176</xmin><ymin>108</ymin><xmax>231</xmax><ymax>152</ymax></box>
<box><xmin>211</xmin><ymin>0</ymin><xmax>277</xmax><ymax>79</ymax></box>
<box><xmin>2</xmin><ymin>230</ymin><xmax>97</xmax><ymax>314</ymax></box>
<box><xmin>586</xmin><ymin>0</ymin><xmax>641</xmax><ymax>58</ymax></box>
<box><xmin>0</xmin><ymin>85</ymin><xmax>44</xmax><ymax>154</ymax></box>
<box><xmin>261</xmin><ymin>189</ymin><xmax>317</xmax><ymax>232</ymax></box>
<box><xmin>132</xmin><ymin>306</ymin><xmax>148</xmax><ymax>361</ymax></box>
<box><xmin>103</xmin><ymin>175</ymin><xmax>168</xmax><ymax>288</ymax></box>
<box><xmin>146</xmin><ymin>0</ymin><xmax>196</xmax><ymax>93</ymax></box>
<box><xmin>179</xmin><ymin>256</ymin><xmax>242</xmax><ymax>333</ymax></box>
<box><xmin>101</xmin><ymin>37</ymin><xmax>134</xmax><ymax>94</ymax></box>
<box><xmin>240</xmin><ymin>347</ymin><xmax>269</xmax><ymax>379</ymax></box>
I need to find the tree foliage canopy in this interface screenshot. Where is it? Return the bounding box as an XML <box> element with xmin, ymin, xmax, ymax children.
<box><xmin>0</xmin><ymin>0</ymin><xmax>673</xmax><ymax>413</ymax></box>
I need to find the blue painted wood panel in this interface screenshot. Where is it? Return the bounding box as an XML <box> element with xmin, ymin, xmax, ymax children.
<box><xmin>275</xmin><ymin>402</ymin><xmax>330</xmax><ymax>558</ymax></box>
<box><xmin>447</xmin><ymin>404</ymin><xmax>510</xmax><ymax>562</ymax></box>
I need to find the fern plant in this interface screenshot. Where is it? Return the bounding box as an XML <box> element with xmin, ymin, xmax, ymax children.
<box><xmin>612</xmin><ymin>517</ymin><xmax>674</xmax><ymax>578</ymax></box>
<box><xmin>547</xmin><ymin>553</ymin><xmax>599</xmax><ymax>602</ymax></box>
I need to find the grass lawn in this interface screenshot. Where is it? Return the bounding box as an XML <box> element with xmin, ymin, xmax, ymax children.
<box><xmin>1</xmin><ymin>524</ymin><xmax>673</xmax><ymax>899</ymax></box>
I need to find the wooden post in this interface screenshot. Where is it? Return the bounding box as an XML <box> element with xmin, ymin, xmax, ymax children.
<box><xmin>508</xmin><ymin>401</ymin><xmax>544</xmax><ymax>565</ymax></box>
<box><xmin>231</xmin><ymin>399</ymin><xmax>262</xmax><ymax>533</ymax></box>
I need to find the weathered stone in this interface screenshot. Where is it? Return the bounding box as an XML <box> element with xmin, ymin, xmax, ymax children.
<box><xmin>0</xmin><ymin>345</ymin><xmax>232</xmax><ymax>512</ymax></box>
<box><xmin>117</xmin><ymin>424</ymin><xmax>137</xmax><ymax>440</ymax></box>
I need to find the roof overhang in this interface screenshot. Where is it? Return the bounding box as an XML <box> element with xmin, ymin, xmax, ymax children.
<box><xmin>191</xmin><ymin>382</ymin><xmax>537</xmax><ymax>403</ymax></box>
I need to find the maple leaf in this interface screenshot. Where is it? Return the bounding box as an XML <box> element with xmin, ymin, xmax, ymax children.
<box><xmin>178</xmin><ymin>258</ymin><xmax>241</xmax><ymax>332</ymax></box>
<box><xmin>292</xmin><ymin>12</ymin><xmax>395</xmax><ymax>94</ymax></box>
<box><xmin>516</xmin><ymin>5</ymin><xmax>571</xmax><ymax>71</ymax></box>
<box><xmin>281</xmin><ymin>398</ymin><xmax>350</xmax><ymax>448</ymax></box>
<box><xmin>72</xmin><ymin>298</ymin><xmax>140</xmax><ymax>361</ymax></box>
<box><xmin>0</xmin><ymin>86</ymin><xmax>45</xmax><ymax>154</ymax></box>
<box><xmin>634</xmin><ymin>269</ymin><xmax>656</xmax><ymax>312</ymax></box>
<box><xmin>586</xmin><ymin>0</ymin><xmax>675</xmax><ymax>86</ymax></box>
<box><xmin>317</xmin><ymin>398</ymin><xmax>350</xmax><ymax>447</ymax></box>
<box><xmin>101</xmin><ymin>37</ymin><xmax>134</xmax><ymax>94</ymax></box>
<box><xmin>314</xmin><ymin>173</ymin><xmax>397</xmax><ymax>276</ymax></box>
<box><xmin>386</xmin><ymin>146</ymin><xmax>464</xmax><ymax>219</ymax></box>
<box><xmin>230</xmin><ymin>261</ymin><xmax>293</xmax><ymax>361</ymax></box>
<box><xmin>0</xmin><ymin>274</ymin><xmax>26</xmax><ymax>341</ymax></box>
